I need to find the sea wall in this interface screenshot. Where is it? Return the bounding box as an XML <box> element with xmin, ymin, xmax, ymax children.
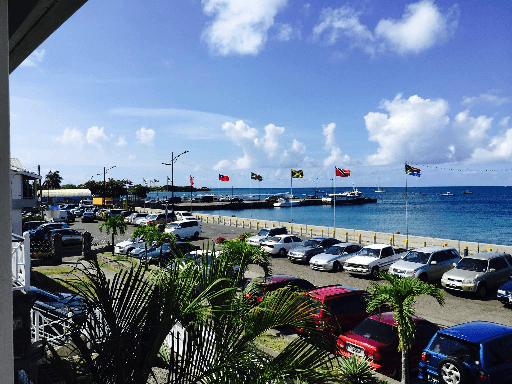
<box><xmin>194</xmin><ymin>213</ymin><xmax>512</xmax><ymax>255</ymax></box>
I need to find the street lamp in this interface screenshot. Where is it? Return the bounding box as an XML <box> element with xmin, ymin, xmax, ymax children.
<box><xmin>163</xmin><ymin>151</ymin><xmax>188</xmax><ymax>216</ymax></box>
<box><xmin>98</xmin><ymin>166</ymin><xmax>116</xmax><ymax>205</ymax></box>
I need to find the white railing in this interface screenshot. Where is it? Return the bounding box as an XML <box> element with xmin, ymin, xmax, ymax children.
<box><xmin>12</xmin><ymin>232</ymin><xmax>30</xmax><ymax>291</ymax></box>
<box><xmin>31</xmin><ymin>306</ymin><xmax>72</xmax><ymax>347</ymax></box>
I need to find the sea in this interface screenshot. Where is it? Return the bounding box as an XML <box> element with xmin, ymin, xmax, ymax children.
<box><xmin>147</xmin><ymin>186</ymin><xmax>512</xmax><ymax>246</ymax></box>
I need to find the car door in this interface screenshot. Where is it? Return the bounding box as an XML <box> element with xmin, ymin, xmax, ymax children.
<box><xmin>489</xmin><ymin>257</ymin><xmax>511</xmax><ymax>288</ymax></box>
<box><xmin>429</xmin><ymin>251</ymin><xmax>447</xmax><ymax>279</ymax></box>
<box><xmin>282</xmin><ymin>236</ymin><xmax>293</xmax><ymax>251</ymax></box>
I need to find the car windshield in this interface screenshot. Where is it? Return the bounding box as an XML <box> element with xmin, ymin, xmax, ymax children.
<box><xmin>351</xmin><ymin>318</ymin><xmax>397</xmax><ymax>344</ymax></box>
<box><xmin>148</xmin><ymin>215</ymin><xmax>157</xmax><ymax>220</ymax></box>
<box><xmin>303</xmin><ymin>240</ymin><xmax>321</xmax><ymax>248</ymax></box>
<box><xmin>456</xmin><ymin>258</ymin><xmax>488</xmax><ymax>272</ymax></box>
<box><xmin>429</xmin><ymin>334</ymin><xmax>480</xmax><ymax>364</ymax></box>
<box><xmin>358</xmin><ymin>248</ymin><xmax>380</xmax><ymax>257</ymax></box>
<box><xmin>167</xmin><ymin>223</ymin><xmax>179</xmax><ymax>229</ymax></box>
<box><xmin>403</xmin><ymin>251</ymin><xmax>431</xmax><ymax>264</ymax></box>
<box><xmin>325</xmin><ymin>246</ymin><xmax>345</xmax><ymax>255</ymax></box>
<box><xmin>484</xmin><ymin>334</ymin><xmax>512</xmax><ymax>368</ymax></box>
<box><xmin>257</xmin><ymin>229</ymin><xmax>270</xmax><ymax>236</ymax></box>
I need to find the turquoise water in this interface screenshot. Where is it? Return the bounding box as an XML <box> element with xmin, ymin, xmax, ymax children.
<box><xmin>148</xmin><ymin>186</ymin><xmax>512</xmax><ymax>245</ymax></box>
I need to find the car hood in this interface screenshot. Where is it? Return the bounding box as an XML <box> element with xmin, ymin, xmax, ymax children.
<box><xmin>345</xmin><ymin>255</ymin><xmax>378</xmax><ymax>265</ymax></box>
<box><xmin>391</xmin><ymin>260</ymin><xmax>426</xmax><ymax>271</ymax></box>
<box><xmin>443</xmin><ymin>268</ymin><xmax>483</xmax><ymax>280</ymax></box>
<box><xmin>310</xmin><ymin>252</ymin><xmax>353</xmax><ymax>263</ymax></box>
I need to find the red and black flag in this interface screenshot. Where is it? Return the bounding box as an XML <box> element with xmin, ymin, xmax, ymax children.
<box><xmin>219</xmin><ymin>174</ymin><xmax>229</xmax><ymax>181</ymax></box>
<box><xmin>335</xmin><ymin>167</ymin><xmax>351</xmax><ymax>177</ymax></box>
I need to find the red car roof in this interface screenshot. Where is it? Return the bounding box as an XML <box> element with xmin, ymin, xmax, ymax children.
<box><xmin>308</xmin><ymin>285</ymin><xmax>362</xmax><ymax>300</ymax></box>
<box><xmin>367</xmin><ymin>312</ymin><xmax>422</xmax><ymax>326</ymax></box>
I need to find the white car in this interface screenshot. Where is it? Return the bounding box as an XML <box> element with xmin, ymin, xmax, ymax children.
<box><xmin>247</xmin><ymin>227</ymin><xmax>288</xmax><ymax>246</ymax></box>
<box><xmin>344</xmin><ymin>244</ymin><xmax>406</xmax><ymax>279</ymax></box>
<box><xmin>309</xmin><ymin>243</ymin><xmax>362</xmax><ymax>272</ymax></box>
<box><xmin>260</xmin><ymin>235</ymin><xmax>303</xmax><ymax>257</ymax></box>
<box><xmin>133</xmin><ymin>214</ymin><xmax>151</xmax><ymax>226</ymax></box>
<box><xmin>164</xmin><ymin>220</ymin><xmax>201</xmax><ymax>240</ymax></box>
<box><xmin>175</xmin><ymin>211</ymin><xmax>196</xmax><ymax>221</ymax></box>
<box><xmin>114</xmin><ymin>236</ymin><xmax>145</xmax><ymax>255</ymax></box>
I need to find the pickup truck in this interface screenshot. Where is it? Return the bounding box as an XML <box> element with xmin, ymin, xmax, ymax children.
<box><xmin>343</xmin><ymin>244</ymin><xmax>407</xmax><ymax>279</ymax></box>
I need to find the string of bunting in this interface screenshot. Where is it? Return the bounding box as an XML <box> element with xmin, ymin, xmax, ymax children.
<box><xmin>413</xmin><ymin>164</ymin><xmax>512</xmax><ymax>173</ymax></box>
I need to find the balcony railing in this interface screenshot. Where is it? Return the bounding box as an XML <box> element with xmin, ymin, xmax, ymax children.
<box><xmin>12</xmin><ymin>232</ymin><xmax>30</xmax><ymax>291</ymax></box>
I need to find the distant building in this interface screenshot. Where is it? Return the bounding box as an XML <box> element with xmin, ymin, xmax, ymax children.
<box><xmin>10</xmin><ymin>158</ymin><xmax>41</xmax><ymax>235</ymax></box>
<box><xmin>39</xmin><ymin>188</ymin><xmax>92</xmax><ymax>204</ymax></box>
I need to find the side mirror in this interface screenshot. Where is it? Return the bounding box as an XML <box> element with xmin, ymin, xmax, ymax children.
<box><xmin>430</xmin><ymin>261</ymin><xmax>437</xmax><ymax>265</ymax></box>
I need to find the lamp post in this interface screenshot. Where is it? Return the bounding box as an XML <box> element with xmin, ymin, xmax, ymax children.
<box><xmin>98</xmin><ymin>166</ymin><xmax>116</xmax><ymax>205</ymax></box>
<box><xmin>163</xmin><ymin>150</ymin><xmax>188</xmax><ymax>216</ymax></box>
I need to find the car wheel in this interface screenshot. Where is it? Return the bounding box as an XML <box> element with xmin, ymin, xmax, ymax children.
<box><xmin>194</xmin><ymin>231</ymin><xmax>199</xmax><ymax>239</ymax></box>
<box><xmin>332</xmin><ymin>261</ymin><xmax>342</xmax><ymax>272</ymax></box>
<box><xmin>476</xmin><ymin>283</ymin><xmax>487</xmax><ymax>298</ymax></box>
<box><xmin>438</xmin><ymin>357</ymin><xmax>467</xmax><ymax>384</ymax></box>
<box><xmin>418</xmin><ymin>273</ymin><xmax>428</xmax><ymax>282</ymax></box>
<box><xmin>278</xmin><ymin>248</ymin><xmax>287</xmax><ymax>257</ymax></box>
<box><xmin>371</xmin><ymin>267</ymin><xmax>380</xmax><ymax>279</ymax></box>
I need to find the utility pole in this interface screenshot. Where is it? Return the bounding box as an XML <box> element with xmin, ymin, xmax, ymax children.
<box><xmin>163</xmin><ymin>150</ymin><xmax>188</xmax><ymax>216</ymax></box>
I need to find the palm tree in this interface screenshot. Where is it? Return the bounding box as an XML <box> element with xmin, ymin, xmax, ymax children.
<box><xmin>47</xmin><ymin>245</ymin><xmax>338</xmax><ymax>383</ymax></box>
<box><xmin>132</xmin><ymin>223</ymin><xmax>165</xmax><ymax>269</ymax></box>
<box><xmin>366</xmin><ymin>271</ymin><xmax>444</xmax><ymax>384</ymax></box>
<box><xmin>43</xmin><ymin>170</ymin><xmax>63</xmax><ymax>189</ymax></box>
<box><xmin>98</xmin><ymin>215</ymin><xmax>128</xmax><ymax>256</ymax></box>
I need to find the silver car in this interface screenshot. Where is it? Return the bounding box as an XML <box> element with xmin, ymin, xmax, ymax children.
<box><xmin>389</xmin><ymin>246</ymin><xmax>461</xmax><ymax>282</ymax></box>
<box><xmin>441</xmin><ymin>251</ymin><xmax>512</xmax><ymax>297</ymax></box>
<box><xmin>309</xmin><ymin>243</ymin><xmax>361</xmax><ymax>272</ymax></box>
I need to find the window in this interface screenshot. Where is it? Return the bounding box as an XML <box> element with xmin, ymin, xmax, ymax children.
<box><xmin>330</xmin><ymin>294</ymin><xmax>366</xmax><ymax>315</ymax></box>
<box><xmin>351</xmin><ymin>318</ymin><xmax>397</xmax><ymax>344</ymax></box>
<box><xmin>284</xmin><ymin>237</ymin><xmax>292</xmax><ymax>243</ymax></box>
<box><xmin>489</xmin><ymin>257</ymin><xmax>508</xmax><ymax>271</ymax></box>
<box><xmin>292</xmin><ymin>236</ymin><xmax>302</xmax><ymax>242</ymax></box>
<box><xmin>430</xmin><ymin>334</ymin><xmax>480</xmax><ymax>364</ymax></box>
<box><xmin>504</xmin><ymin>254</ymin><xmax>512</xmax><ymax>267</ymax></box>
<box><xmin>484</xmin><ymin>334</ymin><xmax>512</xmax><ymax>368</ymax></box>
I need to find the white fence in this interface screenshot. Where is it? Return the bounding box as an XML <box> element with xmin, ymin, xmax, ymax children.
<box><xmin>31</xmin><ymin>307</ymin><xmax>72</xmax><ymax>347</ymax></box>
<box><xmin>12</xmin><ymin>232</ymin><xmax>30</xmax><ymax>291</ymax></box>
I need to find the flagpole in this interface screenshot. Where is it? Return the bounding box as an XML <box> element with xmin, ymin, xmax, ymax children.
<box><xmin>290</xmin><ymin>170</ymin><xmax>293</xmax><ymax>223</ymax></box>
<box><xmin>405</xmin><ymin>162</ymin><xmax>408</xmax><ymax>241</ymax></box>
<box><xmin>333</xmin><ymin>170</ymin><xmax>336</xmax><ymax>234</ymax></box>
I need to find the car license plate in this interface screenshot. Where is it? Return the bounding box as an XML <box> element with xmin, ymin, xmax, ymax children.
<box><xmin>346</xmin><ymin>343</ymin><xmax>364</xmax><ymax>356</ymax></box>
<box><xmin>427</xmin><ymin>373</ymin><xmax>439</xmax><ymax>384</ymax></box>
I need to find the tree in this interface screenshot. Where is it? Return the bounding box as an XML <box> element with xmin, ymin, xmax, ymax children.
<box><xmin>128</xmin><ymin>184</ymin><xmax>150</xmax><ymax>199</ymax></box>
<box><xmin>132</xmin><ymin>223</ymin><xmax>166</xmax><ymax>269</ymax></box>
<box><xmin>98</xmin><ymin>215</ymin><xmax>128</xmax><ymax>256</ymax></box>
<box><xmin>43</xmin><ymin>170</ymin><xmax>63</xmax><ymax>189</ymax></box>
<box><xmin>81</xmin><ymin>180</ymin><xmax>104</xmax><ymax>196</ymax></box>
<box><xmin>61</xmin><ymin>184</ymin><xmax>78</xmax><ymax>189</ymax></box>
<box><xmin>366</xmin><ymin>272</ymin><xmax>444</xmax><ymax>384</ymax></box>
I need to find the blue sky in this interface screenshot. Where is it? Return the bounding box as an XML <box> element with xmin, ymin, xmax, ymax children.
<box><xmin>9</xmin><ymin>0</ymin><xmax>512</xmax><ymax>188</ymax></box>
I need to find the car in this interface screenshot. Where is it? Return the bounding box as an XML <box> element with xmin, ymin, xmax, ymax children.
<box><xmin>129</xmin><ymin>213</ymin><xmax>150</xmax><ymax>224</ymax></box>
<box><xmin>114</xmin><ymin>236</ymin><xmax>145</xmax><ymax>255</ymax></box>
<box><xmin>128</xmin><ymin>242</ymin><xmax>150</xmax><ymax>258</ymax></box>
<box><xmin>337</xmin><ymin>312</ymin><xmax>439</xmax><ymax>379</ymax></box>
<box><xmin>244</xmin><ymin>274</ymin><xmax>316</xmax><ymax>304</ymax></box>
<box><xmin>23</xmin><ymin>220</ymin><xmax>46</xmax><ymax>233</ymax></box>
<box><xmin>441</xmin><ymin>251</ymin><xmax>512</xmax><ymax>297</ymax></box>
<box><xmin>343</xmin><ymin>244</ymin><xmax>406</xmax><ymax>279</ymax></box>
<box><xmin>30</xmin><ymin>286</ymin><xmax>87</xmax><ymax>317</ymax></box>
<box><xmin>295</xmin><ymin>285</ymin><xmax>374</xmax><ymax>337</ymax></box>
<box><xmin>309</xmin><ymin>243</ymin><xmax>362</xmax><ymax>272</ymax></box>
<box><xmin>164</xmin><ymin>220</ymin><xmax>201</xmax><ymax>240</ymax></box>
<box><xmin>81</xmin><ymin>211</ymin><xmax>95</xmax><ymax>223</ymax></box>
<box><xmin>175</xmin><ymin>211</ymin><xmax>196</xmax><ymax>221</ymax></box>
<box><xmin>230</xmin><ymin>197</ymin><xmax>244</xmax><ymax>203</ymax></box>
<box><xmin>139</xmin><ymin>241</ymin><xmax>198</xmax><ymax>265</ymax></box>
<box><xmin>138</xmin><ymin>213</ymin><xmax>171</xmax><ymax>226</ymax></box>
<box><xmin>30</xmin><ymin>222</ymin><xmax>69</xmax><ymax>241</ymax></box>
<box><xmin>288</xmin><ymin>237</ymin><xmax>342</xmax><ymax>263</ymax></box>
<box><xmin>497</xmin><ymin>280</ymin><xmax>512</xmax><ymax>306</ymax></box>
<box><xmin>247</xmin><ymin>227</ymin><xmax>288</xmax><ymax>246</ymax></box>
<box><xmin>260</xmin><ymin>234</ymin><xmax>304</xmax><ymax>257</ymax></box>
<box><xmin>419</xmin><ymin>321</ymin><xmax>512</xmax><ymax>384</ymax></box>
<box><xmin>389</xmin><ymin>246</ymin><xmax>461</xmax><ymax>282</ymax></box>
<box><xmin>133</xmin><ymin>214</ymin><xmax>152</xmax><ymax>226</ymax></box>
<box><xmin>47</xmin><ymin>228</ymin><xmax>83</xmax><ymax>246</ymax></box>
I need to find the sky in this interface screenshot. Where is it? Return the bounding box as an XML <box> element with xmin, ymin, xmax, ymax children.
<box><xmin>9</xmin><ymin>0</ymin><xmax>512</xmax><ymax>188</ymax></box>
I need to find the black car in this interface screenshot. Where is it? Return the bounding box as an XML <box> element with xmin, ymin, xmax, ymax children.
<box><xmin>30</xmin><ymin>223</ymin><xmax>69</xmax><ymax>241</ymax></box>
<box><xmin>81</xmin><ymin>212</ymin><xmax>95</xmax><ymax>223</ymax></box>
<box><xmin>47</xmin><ymin>228</ymin><xmax>84</xmax><ymax>245</ymax></box>
<box><xmin>230</xmin><ymin>197</ymin><xmax>244</xmax><ymax>203</ymax></box>
<box><xmin>288</xmin><ymin>237</ymin><xmax>342</xmax><ymax>263</ymax></box>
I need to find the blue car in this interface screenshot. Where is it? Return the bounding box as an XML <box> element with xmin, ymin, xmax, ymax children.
<box><xmin>30</xmin><ymin>287</ymin><xmax>86</xmax><ymax>316</ymax></box>
<box><xmin>419</xmin><ymin>321</ymin><xmax>512</xmax><ymax>384</ymax></box>
<box><xmin>497</xmin><ymin>280</ymin><xmax>512</xmax><ymax>306</ymax></box>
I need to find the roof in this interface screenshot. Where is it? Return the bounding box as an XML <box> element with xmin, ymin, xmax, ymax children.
<box><xmin>439</xmin><ymin>321</ymin><xmax>512</xmax><ymax>343</ymax></box>
<box><xmin>256</xmin><ymin>274</ymin><xmax>301</xmax><ymax>285</ymax></box>
<box><xmin>10</xmin><ymin>158</ymin><xmax>41</xmax><ymax>179</ymax></box>
<box><xmin>465</xmin><ymin>251</ymin><xmax>509</xmax><ymax>260</ymax></box>
<box><xmin>308</xmin><ymin>285</ymin><xmax>362</xmax><ymax>299</ymax></box>
<box><xmin>413</xmin><ymin>246</ymin><xmax>456</xmax><ymax>253</ymax></box>
<box><xmin>368</xmin><ymin>312</ymin><xmax>421</xmax><ymax>325</ymax></box>
<box><xmin>38</xmin><ymin>189</ymin><xmax>92</xmax><ymax>198</ymax></box>
<box><xmin>363</xmin><ymin>244</ymin><xmax>391</xmax><ymax>250</ymax></box>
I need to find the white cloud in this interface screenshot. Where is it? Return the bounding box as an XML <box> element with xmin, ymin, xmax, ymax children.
<box><xmin>86</xmin><ymin>126</ymin><xmax>109</xmax><ymax>147</ymax></box>
<box><xmin>54</xmin><ymin>128</ymin><xmax>85</xmax><ymax>148</ymax></box>
<box><xmin>201</xmin><ymin>0</ymin><xmax>288</xmax><ymax>55</ymax></box>
<box><xmin>375</xmin><ymin>1</ymin><xmax>459</xmax><ymax>54</ymax></box>
<box><xmin>254</xmin><ymin>123</ymin><xmax>285</xmax><ymax>157</ymax></box>
<box><xmin>364</xmin><ymin>94</ymin><xmax>450</xmax><ymax>165</ymax></box>
<box><xmin>116</xmin><ymin>136</ymin><xmax>127</xmax><ymax>147</ymax></box>
<box><xmin>274</xmin><ymin>23</ymin><xmax>300</xmax><ymax>41</ymax></box>
<box><xmin>461</xmin><ymin>93</ymin><xmax>511</xmax><ymax>108</ymax></box>
<box><xmin>500</xmin><ymin>116</ymin><xmax>511</xmax><ymax>127</ymax></box>
<box><xmin>20</xmin><ymin>49</ymin><xmax>46</xmax><ymax>67</ymax></box>
<box><xmin>312</xmin><ymin>1</ymin><xmax>459</xmax><ymax>56</ymax></box>
<box><xmin>470</xmin><ymin>129</ymin><xmax>512</xmax><ymax>163</ymax></box>
<box><xmin>222</xmin><ymin>120</ymin><xmax>259</xmax><ymax>143</ymax></box>
<box><xmin>322</xmin><ymin>123</ymin><xmax>350</xmax><ymax>167</ymax></box>
<box><xmin>135</xmin><ymin>127</ymin><xmax>155</xmax><ymax>146</ymax></box>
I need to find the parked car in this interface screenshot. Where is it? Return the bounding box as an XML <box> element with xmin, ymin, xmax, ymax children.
<box><xmin>130</xmin><ymin>213</ymin><xmax>150</xmax><ymax>224</ymax></box>
<box><xmin>497</xmin><ymin>280</ymin><xmax>512</xmax><ymax>306</ymax></box>
<box><xmin>30</xmin><ymin>286</ymin><xmax>86</xmax><ymax>317</ymax></box>
<box><xmin>337</xmin><ymin>312</ymin><xmax>439</xmax><ymax>379</ymax></box>
<box><xmin>344</xmin><ymin>244</ymin><xmax>407</xmax><ymax>279</ymax></box>
<box><xmin>419</xmin><ymin>321</ymin><xmax>512</xmax><ymax>384</ymax></box>
<box><xmin>230</xmin><ymin>197</ymin><xmax>244</xmax><ymax>203</ymax></box>
<box><xmin>139</xmin><ymin>241</ymin><xmax>198</xmax><ymax>265</ymax></box>
<box><xmin>128</xmin><ymin>242</ymin><xmax>150</xmax><ymax>258</ymax></box>
<box><xmin>23</xmin><ymin>220</ymin><xmax>46</xmax><ymax>233</ymax></box>
<box><xmin>133</xmin><ymin>214</ymin><xmax>152</xmax><ymax>226</ymax></box>
<box><xmin>244</xmin><ymin>274</ymin><xmax>316</xmax><ymax>304</ymax></box>
<box><xmin>247</xmin><ymin>227</ymin><xmax>288</xmax><ymax>246</ymax></box>
<box><xmin>31</xmin><ymin>222</ymin><xmax>69</xmax><ymax>241</ymax></box>
<box><xmin>309</xmin><ymin>243</ymin><xmax>362</xmax><ymax>272</ymax></box>
<box><xmin>138</xmin><ymin>213</ymin><xmax>170</xmax><ymax>226</ymax></box>
<box><xmin>175</xmin><ymin>211</ymin><xmax>196</xmax><ymax>221</ymax></box>
<box><xmin>288</xmin><ymin>237</ymin><xmax>342</xmax><ymax>263</ymax></box>
<box><xmin>441</xmin><ymin>251</ymin><xmax>512</xmax><ymax>297</ymax></box>
<box><xmin>260</xmin><ymin>234</ymin><xmax>304</xmax><ymax>257</ymax></box>
<box><xmin>295</xmin><ymin>285</ymin><xmax>374</xmax><ymax>337</ymax></box>
<box><xmin>389</xmin><ymin>246</ymin><xmax>461</xmax><ymax>282</ymax></box>
<box><xmin>81</xmin><ymin>211</ymin><xmax>95</xmax><ymax>223</ymax></box>
<box><xmin>47</xmin><ymin>228</ymin><xmax>83</xmax><ymax>245</ymax></box>
<box><xmin>164</xmin><ymin>220</ymin><xmax>201</xmax><ymax>240</ymax></box>
<box><xmin>114</xmin><ymin>236</ymin><xmax>145</xmax><ymax>255</ymax></box>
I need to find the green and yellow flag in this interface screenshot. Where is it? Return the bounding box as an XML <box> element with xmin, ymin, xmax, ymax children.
<box><xmin>291</xmin><ymin>169</ymin><xmax>303</xmax><ymax>178</ymax></box>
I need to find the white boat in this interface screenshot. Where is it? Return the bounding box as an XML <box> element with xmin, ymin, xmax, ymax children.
<box><xmin>273</xmin><ymin>195</ymin><xmax>302</xmax><ymax>207</ymax></box>
<box><xmin>321</xmin><ymin>187</ymin><xmax>377</xmax><ymax>205</ymax></box>
<box><xmin>374</xmin><ymin>187</ymin><xmax>386</xmax><ymax>193</ymax></box>
<box><xmin>441</xmin><ymin>192</ymin><xmax>455</xmax><ymax>196</ymax></box>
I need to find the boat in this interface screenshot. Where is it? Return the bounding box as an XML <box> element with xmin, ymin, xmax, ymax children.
<box><xmin>273</xmin><ymin>195</ymin><xmax>302</xmax><ymax>207</ymax></box>
<box><xmin>441</xmin><ymin>192</ymin><xmax>455</xmax><ymax>196</ymax></box>
<box><xmin>463</xmin><ymin>190</ymin><xmax>473</xmax><ymax>194</ymax></box>
<box><xmin>321</xmin><ymin>187</ymin><xmax>377</xmax><ymax>205</ymax></box>
<box><xmin>374</xmin><ymin>187</ymin><xmax>386</xmax><ymax>193</ymax></box>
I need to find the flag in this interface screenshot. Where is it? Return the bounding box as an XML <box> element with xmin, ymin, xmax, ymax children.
<box><xmin>219</xmin><ymin>174</ymin><xmax>229</xmax><ymax>181</ymax></box>
<box><xmin>291</xmin><ymin>169</ymin><xmax>303</xmax><ymax>178</ymax></box>
<box><xmin>335</xmin><ymin>167</ymin><xmax>351</xmax><ymax>177</ymax></box>
<box><xmin>251</xmin><ymin>172</ymin><xmax>263</xmax><ymax>181</ymax></box>
<box><xmin>126</xmin><ymin>180</ymin><xmax>133</xmax><ymax>185</ymax></box>
<box><xmin>143</xmin><ymin>178</ymin><xmax>148</xmax><ymax>185</ymax></box>
<box><xmin>154</xmin><ymin>179</ymin><xmax>159</xmax><ymax>183</ymax></box>
<box><xmin>167</xmin><ymin>176</ymin><xmax>171</xmax><ymax>182</ymax></box>
<box><xmin>190</xmin><ymin>175</ymin><xmax>194</xmax><ymax>186</ymax></box>
<box><xmin>405</xmin><ymin>163</ymin><xmax>421</xmax><ymax>177</ymax></box>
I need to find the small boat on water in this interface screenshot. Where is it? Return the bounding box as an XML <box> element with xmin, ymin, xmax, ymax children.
<box><xmin>441</xmin><ymin>192</ymin><xmax>455</xmax><ymax>196</ymax></box>
<box><xmin>321</xmin><ymin>187</ymin><xmax>377</xmax><ymax>205</ymax></box>
<box><xmin>273</xmin><ymin>195</ymin><xmax>302</xmax><ymax>207</ymax></box>
<box><xmin>374</xmin><ymin>187</ymin><xmax>386</xmax><ymax>193</ymax></box>
<box><xmin>463</xmin><ymin>190</ymin><xmax>473</xmax><ymax>194</ymax></box>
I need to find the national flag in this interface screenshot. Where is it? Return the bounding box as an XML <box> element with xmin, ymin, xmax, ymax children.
<box><xmin>291</xmin><ymin>169</ymin><xmax>303</xmax><ymax>178</ymax></box>
<box><xmin>219</xmin><ymin>174</ymin><xmax>229</xmax><ymax>181</ymax></box>
<box><xmin>405</xmin><ymin>163</ymin><xmax>421</xmax><ymax>177</ymax></box>
<box><xmin>251</xmin><ymin>172</ymin><xmax>263</xmax><ymax>181</ymax></box>
<box><xmin>167</xmin><ymin>176</ymin><xmax>171</xmax><ymax>182</ymax></box>
<box><xmin>126</xmin><ymin>180</ymin><xmax>133</xmax><ymax>185</ymax></box>
<box><xmin>143</xmin><ymin>178</ymin><xmax>148</xmax><ymax>185</ymax></box>
<box><xmin>190</xmin><ymin>175</ymin><xmax>194</xmax><ymax>186</ymax></box>
<box><xmin>154</xmin><ymin>179</ymin><xmax>159</xmax><ymax>183</ymax></box>
<box><xmin>335</xmin><ymin>167</ymin><xmax>351</xmax><ymax>177</ymax></box>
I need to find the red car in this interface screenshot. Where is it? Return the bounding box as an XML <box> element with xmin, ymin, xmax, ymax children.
<box><xmin>295</xmin><ymin>285</ymin><xmax>371</xmax><ymax>337</ymax></box>
<box><xmin>336</xmin><ymin>312</ymin><xmax>439</xmax><ymax>379</ymax></box>
<box><xmin>244</xmin><ymin>274</ymin><xmax>316</xmax><ymax>304</ymax></box>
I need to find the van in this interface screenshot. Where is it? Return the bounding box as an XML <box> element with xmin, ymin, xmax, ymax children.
<box><xmin>164</xmin><ymin>220</ymin><xmax>201</xmax><ymax>240</ymax></box>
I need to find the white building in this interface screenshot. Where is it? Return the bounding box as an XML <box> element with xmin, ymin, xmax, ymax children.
<box><xmin>10</xmin><ymin>159</ymin><xmax>41</xmax><ymax>236</ymax></box>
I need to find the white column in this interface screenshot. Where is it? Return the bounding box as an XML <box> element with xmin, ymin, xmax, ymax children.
<box><xmin>0</xmin><ymin>0</ymin><xmax>14</xmax><ymax>380</ymax></box>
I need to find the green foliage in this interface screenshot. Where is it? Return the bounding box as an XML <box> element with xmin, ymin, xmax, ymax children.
<box><xmin>43</xmin><ymin>170</ymin><xmax>63</xmax><ymax>189</ymax></box>
<box><xmin>330</xmin><ymin>355</ymin><xmax>381</xmax><ymax>384</ymax></box>
<box><xmin>98</xmin><ymin>215</ymin><xmax>128</xmax><ymax>255</ymax></box>
<box><xmin>218</xmin><ymin>237</ymin><xmax>272</xmax><ymax>278</ymax></box>
<box><xmin>61</xmin><ymin>184</ymin><xmax>78</xmax><ymax>189</ymax></box>
<box><xmin>128</xmin><ymin>184</ymin><xmax>150</xmax><ymax>198</ymax></box>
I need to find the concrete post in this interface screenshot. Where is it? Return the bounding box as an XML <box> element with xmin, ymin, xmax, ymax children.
<box><xmin>358</xmin><ymin>233</ymin><xmax>361</xmax><ymax>245</ymax></box>
<box><xmin>464</xmin><ymin>246</ymin><xmax>468</xmax><ymax>257</ymax></box>
<box><xmin>345</xmin><ymin>232</ymin><xmax>348</xmax><ymax>242</ymax></box>
<box><xmin>52</xmin><ymin>233</ymin><xmax>63</xmax><ymax>265</ymax></box>
<box><xmin>82</xmin><ymin>231</ymin><xmax>93</xmax><ymax>260</ymax></box>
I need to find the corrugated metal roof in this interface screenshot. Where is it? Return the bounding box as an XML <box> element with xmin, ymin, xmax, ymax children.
<box><xmin>37</xmin><ymin>189</ymin><xmax>92</xmax><ymax>198</ymax></box>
